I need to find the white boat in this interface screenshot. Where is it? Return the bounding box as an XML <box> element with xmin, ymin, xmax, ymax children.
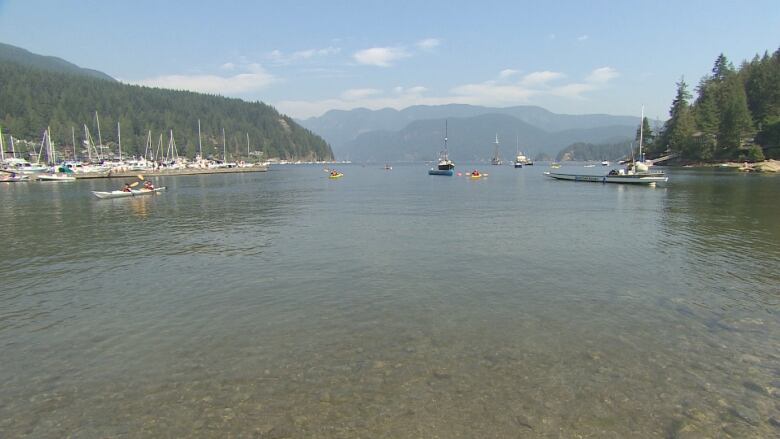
<box><xmin>36</xmin><ymin>173</ymin><xmax>76</xmax><ymax>182</ymax></box>
<box><xmin>545</xmin><ymin>107</ymin><xmax>667</xmax><ymax>186</ymax></box>
<box><xmin>0</xmin><ymin>172</ymin><xmax>29</xmax><ymax>182</ymax></box>
<box><xmin>2</xmin><ymin>157</ymin><xmax>49</xmax><ymax>175</ymax></box>
<box><xmin>545</xmin><ymin>170</ymin><xmax>667</xmax><ymax>185</ymax></box>
<box><xmin>601</xmin><ymin>160</ymin><xmax>610</xmax><ymax>166</ymax></box>
<box><xmin>92</xmin><ymin>187</ymin><xmax>167</xmax><ymax>199</ymax></box>
<box><xmin>514</xmin><ymin>136</ymin><xmax>528</xmax><ymax>168</ymax></box>
<box><xmin>429</xmin><ymin>121</ymin><xmax>454</xmax><ymax>175</ymax></box>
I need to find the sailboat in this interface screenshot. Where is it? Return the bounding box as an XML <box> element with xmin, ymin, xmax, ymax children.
<box><xmin>545</xmin><ymin>106</ymin><xmax>667</xmax><ymax>185</ymax></box>
<box><xmin>490</xmin><ymin>134</ymin><xmax>503</xmax><ymax>165</ymax></box>
<box><xmin>429</xmin><ymin>121</ymin><xmax>454</xmax><ymax>176</ymax></box>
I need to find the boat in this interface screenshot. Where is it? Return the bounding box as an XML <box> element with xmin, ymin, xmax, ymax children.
<box><xmin>384</xmin><ymin>164</ymin><xmax>392</xmax><ymax>170</ymax></box>
<box><xmin>550</xmin><ymin>163</ymin><xmax>561</xmax><ymax>169</ymax></box>
<box><xmin>92</xmin><ymin>187</ymin><xmax>167</xmax><ymax>199</ymax></box>
<box><xmin>545</xmin><ymin>107</ymin><xmax>667</xmax><ymax>186</ymax></box>
<box><xmin>601</xmin><ymin>160</ymin><xmax>610</xmax><ymax>166</ymax></box>
<box><xmin>36</xmin><ymin>173</ymin><xmax>76</xmax><ymax>182</ymax></box>
<box><xmin>328</xmin><ymin>172</ymin><xmax>344</xmax><ymax>179</ymax></box>
<box><xmin>490</xmin><ymin>134</ymin><xmax>503</xmax><ymax>165</ymax></box>
<box><xmin>0</xmin><ymin>172</ymin><xmax>29</xmax><ymax>182</ymax></box>
<box><xmin>544</xmin><ymin>169</ymin><xmax>667</xmax><ymax>185</ymax></box>
<box><xmin>513</xmin><ymin>136</ymin><xmax>530</xmax><ymax>168</ymax></box>
<box><xmin>468</xmin><ymin>170</ymin><xmax>484</xmax><ymax>179</ymax></box>
<box><xmin>429</xmin><ymin>121</ymin><xmax>455</xmax><ymax>176</ymax></box>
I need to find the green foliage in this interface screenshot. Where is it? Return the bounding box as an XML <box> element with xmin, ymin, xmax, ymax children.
<box><xmin>658</xmin><ymin>48</ymin><xmax>779</xmax><ymax>163</ymax></box>
<box><xmin>660</xmin><ymin>77</ymin><xmax>697</xmax><ymax>159</ymax></box>
<box><xmin>740</xmin><ymin>144</ymin><xmax>765</xmax><ymax>162</ymax></box>
<box><xmin>0</xmin><ymin>62</ymin><xmax>332</xmax><ymax>161</ymax></box>
<box><xmin>556</xmin><ymin>141</ymin><xmax>634</xmax><ymax>162</ymax></box>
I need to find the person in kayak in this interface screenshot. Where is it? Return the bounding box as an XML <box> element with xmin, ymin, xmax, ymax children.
<box><xmin>471</xmin><ymin>170</ymin><xmax>480</xmax><ymax>176</ymax></box>
<box><xmin>122</xmin><ymin>183</ymin><xmax>132</xmax><ymax>192</ymax></box>
<box><xmin>143</xmin><ymin>180</ymin><xmax>155</xmax><ymax>190</ymax></box>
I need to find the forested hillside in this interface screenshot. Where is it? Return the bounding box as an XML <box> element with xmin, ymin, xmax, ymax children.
<box><xmin>555</xmin><ymin>141</ymin><xmax>636</xmax><ymax>162</ymax></box>
<box><xmin>644</xmin><ymin>49</ymin><xmax>780</xmax><ymax>162</ymax></box>
<box><xmin>0</xmin><ymin>62</ymin><xmax>332</xmax><ymax>161</ymax></box>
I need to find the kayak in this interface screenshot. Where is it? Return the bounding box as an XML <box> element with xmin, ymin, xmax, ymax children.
<box><xmin>92</xmin><ymin>187</ymin><xmax>167</xmax><ymax>199</ymax></box>
<box><xmin>328</xmin><ymin>173</ymin><xmax>344</xmax><ymax>179</ymax></box>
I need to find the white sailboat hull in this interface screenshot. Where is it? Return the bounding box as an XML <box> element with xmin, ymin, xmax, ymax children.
<box><xmin>545</xmin><ymin>172</ymin><xmax>667</xmax><ymax>185</ymax></box>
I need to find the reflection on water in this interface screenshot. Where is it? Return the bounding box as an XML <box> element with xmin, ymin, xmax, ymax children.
<box><xmin>0</xmin><ymin>166</ymin><xmax>778</xmax><ymax>437</ymax></box>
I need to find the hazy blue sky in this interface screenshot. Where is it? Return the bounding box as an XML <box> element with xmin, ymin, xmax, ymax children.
<box><xmin>0</xmin><ymin>0</ymin><xmax>777</xmax><ymax>119</ymax></box>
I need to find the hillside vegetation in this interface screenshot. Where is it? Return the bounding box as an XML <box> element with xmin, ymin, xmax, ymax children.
<box><xmin>644</xmin><ymin>49</ymin><xmax>780</xmax><ymax>162</ymax></box>
<box><xmin>0</xmin><ymin>57</ymin><xmax>332</xmax><ymax>161</ymax></box>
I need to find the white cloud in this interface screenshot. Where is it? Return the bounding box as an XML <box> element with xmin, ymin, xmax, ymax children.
<box><xmin>268</xmin><ymin>46</ymin><xmax>341</xmax><ymax>65</ymax></box>
<box><xmin>520</xmin><ymin>71</ymin><xmax>565</xmax><ymax>86</ymax></box>
<box><xmin>450</xmin><ymin>82</ymin><xmax>537</xmax><ymax>104</ymax></box>
<box><xmin>586</xmin><ymin>66</ymin><xmax>619</xmax><ymax>83</ymax></box>
<box><xmin>353</xmin><ymin>47</ymin><xmax>410</xmax><ymax>67</ymax></box>
<box><xmin>341</xmin><ymin>88</ymin><xmax>382</xmax><ymax>100</ymax></box>
<box><xmin>416</xmin><ymin>38</ymin><xmax>441</xmax><ymax>50</ymax></box>
<box><xmin>130</xmin><ymin>65</ymin><xmax>276</xmax><ymax>95</ymax></box>
<box><xmin>550</xmin><ymin>83</ymin><xmax>595</xmax><ymax>98</ymax></box>
<box><xmin>499</xmin><ymin>69</ymin><xmax>519</xmax><ymax>79</ymax></box>
<box><xmin>220</xmin><ymin>62</ymin><xmax>235</xmax><ymax>71</ymax></box>
<box><xmin>577</xmin><ymin>34</ymin><xmax>589</xmax><ymax>41</ymax></box>
<box><xmin>275</xmin><ymin>67</ymin><xmax>619</xmax><ymax>118</ymax></box>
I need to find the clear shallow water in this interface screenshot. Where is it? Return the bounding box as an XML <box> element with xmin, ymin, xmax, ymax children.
<box><xmin>1</xmin><ymin>164</ymin><xmax>778</xmax><ymax>438</ymax></box>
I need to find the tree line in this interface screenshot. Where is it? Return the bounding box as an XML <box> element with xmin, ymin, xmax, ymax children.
<box><xmin>0</xmin><ymin>62</ymin><xmax>333</xmax><ymax>161</ymax></box>
<box><xmin>643</xmin><ymin>48</ymin><xmax>780</xmax><ymax>162</ymax></box>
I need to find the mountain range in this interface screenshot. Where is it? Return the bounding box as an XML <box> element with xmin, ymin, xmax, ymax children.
<box><xmin>299</xmin><ymin>104</ymin><xmax>641</xmax><ymax>161</ymax></box>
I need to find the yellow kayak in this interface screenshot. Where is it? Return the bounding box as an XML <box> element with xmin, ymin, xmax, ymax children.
<box><xmin>328</xmin><ymin>173</ymin><xmax>344</xmax><ymax>179</ymax></box>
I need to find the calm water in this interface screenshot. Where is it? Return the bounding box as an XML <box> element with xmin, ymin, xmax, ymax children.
<box><xmin>1</xmin><ymin>164</ymin><xmax>778</xmax><ymax>438</ymax></box>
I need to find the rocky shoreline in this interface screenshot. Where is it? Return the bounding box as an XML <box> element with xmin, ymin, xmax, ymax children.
<box><xmin>687</xmin><ymin>159</ymin><xmax>780</xmax><ymax>173</ymax></box>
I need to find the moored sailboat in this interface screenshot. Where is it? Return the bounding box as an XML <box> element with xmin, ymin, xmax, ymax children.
<box><xmin>429</xmin><ymin>121</ymin><xmax>454</xmax><ymax>176</ymax></box>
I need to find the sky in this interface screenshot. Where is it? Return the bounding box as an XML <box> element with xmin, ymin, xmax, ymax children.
<box><xmin>0</xmin><ymin>0</ymin><xmax>778</xmax><ymax>120</ymax></box>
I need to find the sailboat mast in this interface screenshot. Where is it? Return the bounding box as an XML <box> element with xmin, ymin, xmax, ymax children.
<box><xmin>638</xmin><ymin>106</ymin><xmax>644</xmax><ymax>162</ymax></box>
<box><xmin>117</xmin><ymin>122</ymin><xmax>122</xmax><ymax>161</ymax></box>
<box><xmin>95</xmin><ymin>111</ymin><xmax>103</xmax><ymax>160</ymax></box>
<box><xmin>0</xmin><ymin>126</ymin><xmax>4</xmax><ymax>162</ymax></box>
<box><xmin>84</xmin><ymin>125</ymin><xmax>91</xmax><ymax>161</ymax></box>
<box><xmin>197</xmin><ymin>119</ymin><xmax>202</xmax><ymax>158</ymax></box>
<box><xmin>222</xmin><ymin>127</ymin><xmax>226</xmax><ymax>162</ymax></box>
<box><xmin>72</xmin><ymin>126</ymin><xmax>76</xmax><ymax>160</ymax></box>
<box><xmin>48</xmin><ymin>126</ymin><xmax>54</xmax><ymax>164</ymax></box>
<box><xmin>246</xmin><ymin>132</ymin><xmax>250</xmax><ymax>158</ymax></box>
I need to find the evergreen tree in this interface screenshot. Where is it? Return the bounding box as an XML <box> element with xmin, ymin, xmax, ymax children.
<box><xmin>661</xmin><ymin>77</ymin><xmax>697</xmax><ymax>159</ymax></box>
<box><xmin>711</xmin><ymin>53</ymin><xmax>734</xmax><ymax>82</ymax></box>
<box><xmin>716</xmin><ymin>74</ymin><xmax>753</xmax><ymax>158</ymax></box>
<box><xmin>693</xmin><ymin>78</ymin><xmax>719</xmax><ymax>159</ymax></box>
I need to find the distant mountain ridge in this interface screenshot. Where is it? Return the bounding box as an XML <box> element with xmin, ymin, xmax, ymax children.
<box><xmin>298</xmin><ymin>104</ymin><xmax>640</xmax><ymax>161</ymax></box>
<box><xmin>0</xmin><ymin>42</ymin><xmax>116</xmax><ymax>81</ymax></box>
<box><xmin>341</xmin><ymin>114</ymin><xmax>635</xmax><ymax>162</ymax></box>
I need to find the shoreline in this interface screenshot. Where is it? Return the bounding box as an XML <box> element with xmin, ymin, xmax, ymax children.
<box><xmin>681</xmin><ymin>159</ymin><xmax>780</xmax><ymax>173</ymax></box>
<box><xmin>72</xmin><ymin>165</ymin><xmax>268</xmax><ymax>179</ymax></box>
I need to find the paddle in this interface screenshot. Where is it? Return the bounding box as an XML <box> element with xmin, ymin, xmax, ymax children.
<box><xmin>137</xmin><ymin>174</ymin><xmax>145</xmax><ymax>180</ymax></box>
<box><xmin>129</xmin><ymin>181</ymin><xmax>139</xmax><ymax>187</ymax></box>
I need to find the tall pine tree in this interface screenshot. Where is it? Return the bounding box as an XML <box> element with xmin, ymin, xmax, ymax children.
<box><xmin>661</xmin><ymin>77</ymin><xmax>696</xmax><ymax>159</ymax></box>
